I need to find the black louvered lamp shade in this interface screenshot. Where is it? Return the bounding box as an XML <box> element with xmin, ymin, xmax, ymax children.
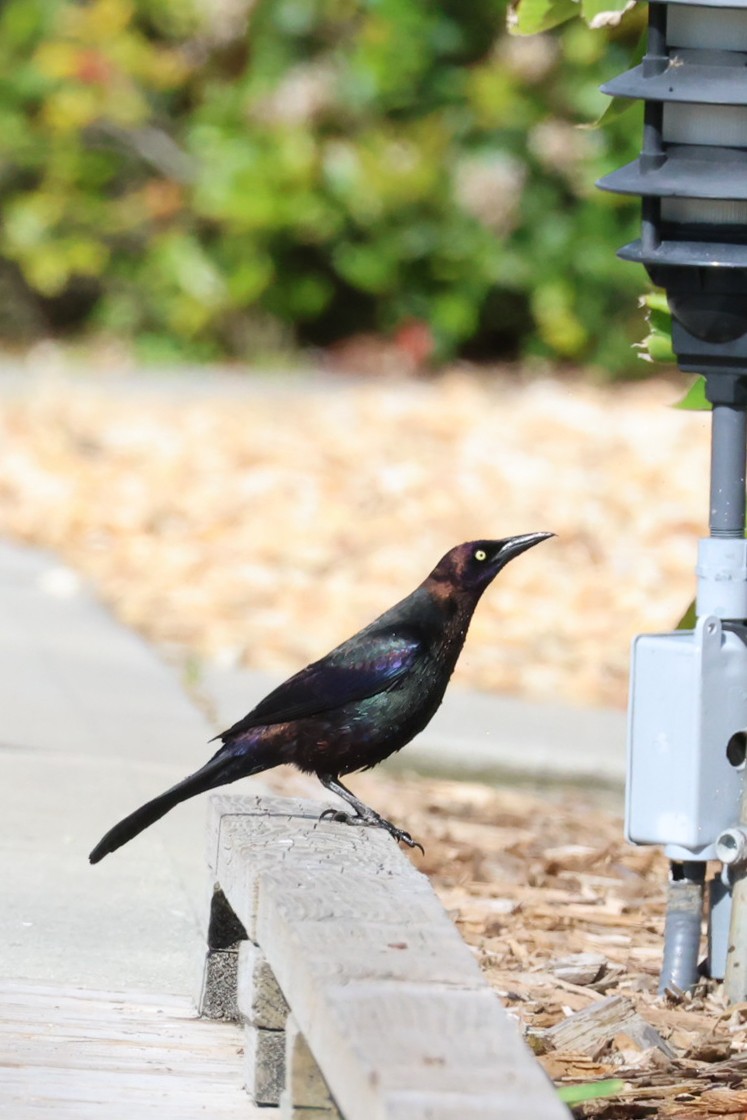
<box><xmin>598</xmin><ymin>1</ymin><xmax>747</xmax><ymax>399</ymax></box>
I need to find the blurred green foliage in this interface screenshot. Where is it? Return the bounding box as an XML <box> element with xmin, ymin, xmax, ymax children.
<box><xmin>638</xmin><ymin>291</ymin><xmax>675</xmax><ymax>367</ymax></box>
<box><xmin>0</xmin><ymin>0</ymin><xmax>645</xmax><ymax>367</ymax></box>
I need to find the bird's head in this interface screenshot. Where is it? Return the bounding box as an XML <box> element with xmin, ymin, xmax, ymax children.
<box><xmin>428</xmin><ymin>533</ymin><xmax>554</xmax><ymax>594</ymax></box>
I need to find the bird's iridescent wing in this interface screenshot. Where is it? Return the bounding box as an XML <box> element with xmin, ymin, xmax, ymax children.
<box><xmin>217</xmin><ymin>629</ymin><xmax>422</xmax><ymax>738</ymax></box>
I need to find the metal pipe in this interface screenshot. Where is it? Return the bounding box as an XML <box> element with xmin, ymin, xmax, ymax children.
<box><xmin>709</xmin><ymin>404</ymin><xmax>747</xmax><ymax>538</ymax></box>
<box><xmin>659</xmin><ymin>861</ymin><xmax>705</xmax><ymax>996</ymax></box>
<box><xmin>724</xmin><ymin>769</ymin><xmax>747</xmax><ymax>1001</ymax></box>
<box><xmin>643</xmin><ymin>1</ymin><xmax>667</xmax><ymax>77</ymax></box>
<box><xmin>709</xmin><ymin>872</ymin><xmax>732</xmax><ymax>981</ymax></box>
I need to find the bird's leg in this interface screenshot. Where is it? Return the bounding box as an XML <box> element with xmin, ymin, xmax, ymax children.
<box><xmin>318</xmin><ymin>775</ymin><xmax>424</xmax><ymax>854</ymax></box>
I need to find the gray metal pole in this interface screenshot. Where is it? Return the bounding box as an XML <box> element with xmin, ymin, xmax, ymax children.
<box><xmin>709</xmin><ymin>404</ymin><xmax>747</xmax><ymax>539</ymax></box>
<box><xmin>668</xmin><ymin>401</ymin><xmax>747</xmax><ymax>993</ymax></box>
<box><xmin>716</xmin><ymin>399</ymin><xmax>747</xmax><ymax>1000</ymax></box>
<box><xmin>724</xmin><ymin>785</ymin><xmax>747</xmax><ymax>1002</ymax></box>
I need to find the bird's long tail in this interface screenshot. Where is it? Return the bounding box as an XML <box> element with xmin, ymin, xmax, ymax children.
<box><xmin>89</xmin><ymin>751</ymin><xmax>257</xmax><ymax>864</ymax></box>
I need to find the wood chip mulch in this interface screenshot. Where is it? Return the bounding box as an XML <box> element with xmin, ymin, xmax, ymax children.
<box><xmin>0</xmin><ymin>365</ymin><xmax>710</xmax><ymax>710</ymax></box>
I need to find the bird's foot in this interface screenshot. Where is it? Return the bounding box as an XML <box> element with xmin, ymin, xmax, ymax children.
<box><xmin>318</xmin><ymin>807</ymin><xmax>424</xmax><ymax>854</ymax></box>
<box><xmin>380</xmin><ymin>821</ymin><xmax>425</xmax><ymax>855</ymax></box>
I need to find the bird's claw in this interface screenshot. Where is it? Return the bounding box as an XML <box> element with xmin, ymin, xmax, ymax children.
<box><xmin>319</xmin><ymin>808</ymin><xmax>350</xmax><ymax>823</ymax></box>
<box><xmin>386</xmin><ymin>826</ymin><xmax>425</xmax><ymax>855</ymax></box>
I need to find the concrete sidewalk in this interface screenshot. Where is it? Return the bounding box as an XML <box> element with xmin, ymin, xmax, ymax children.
<box><xmin>0</xmin><ymin>539</ymin><xmax>238</xmax><ymax>995</ymax></box>
<box><xmin>0</xmin><ymin>537</ymin><xmax>625</xmax><ymax>998</ymax></box>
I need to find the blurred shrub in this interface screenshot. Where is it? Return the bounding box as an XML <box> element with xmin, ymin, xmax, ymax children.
<box><xmin>0</xmin><ymin>0</ymin><xmax>644</xmax><ymax>369</ymax></box>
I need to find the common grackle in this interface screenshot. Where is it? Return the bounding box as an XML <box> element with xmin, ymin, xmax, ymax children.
<box><xmin>89</xmin><ymin>533</ymin><xmax>552</xmax><ymax>863</ymax></box>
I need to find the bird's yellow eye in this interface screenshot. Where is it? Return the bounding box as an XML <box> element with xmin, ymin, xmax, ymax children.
<box><xmin>474</xmin><ymin>549</ymin><xmax>487</xmax><ymax>561</ymax></box>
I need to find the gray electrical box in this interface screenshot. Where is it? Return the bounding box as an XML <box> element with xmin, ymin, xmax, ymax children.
<box><xmin>626</xmin><ymin>615</ymin><xmax>747</xmax><ymax>861</ymax></box>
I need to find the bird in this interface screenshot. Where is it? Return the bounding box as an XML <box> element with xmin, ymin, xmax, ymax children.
<box><xmin>89</xmin><ymin>533</ymin><xmax>553</xmax><ymax>863</ymax></box>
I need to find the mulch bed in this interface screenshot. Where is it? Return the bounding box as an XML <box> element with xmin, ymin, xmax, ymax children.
<box><xmin>0</xmin><ymin>366</ymin><xmax>709</xmax><ymax>709</ymax></box>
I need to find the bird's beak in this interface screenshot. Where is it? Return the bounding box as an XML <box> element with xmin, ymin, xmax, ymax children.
<box><xmin>497</xmin><ymin>531</ymin><xmax>555</xmax><ymax>566</ymax></box>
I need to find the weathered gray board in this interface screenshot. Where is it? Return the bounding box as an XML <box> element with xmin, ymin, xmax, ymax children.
<box><xmin>0</xmin><ymin>981</ymin><xmax>267</xmax><ymax>1120</ymax></box>
<box><xmin>202</xmin><ymin>794</ymin><xmax>569</xmax><ymax>1120</ymax></box>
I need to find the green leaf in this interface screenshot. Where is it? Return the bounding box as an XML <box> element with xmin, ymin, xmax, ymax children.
<box><xmin>557</xmin><ymin>1079</ymin><xmax>625</xmax><ymax>1105</ymax></box>
<box><xmin>581</xmin><ymin>25</ymin><xmax>645</xmax><ymax>127</ymax></box>
<box><xmin>581</xmin><ymin>0</ymin><xmax>635</xmax><ymax>29</ymax></box>
<box><xmin>676</xmin><ymin>600</ymin><xmax>696</xmax><ymax>630</ymax></box>
<box><xmin>675</xmin><ymin>376</ymin><xmax>711</xmax><ymax>411</ymax></box>
<box><xmin>333</xmin><ymin>241</ymin><xmax>399</xmax><ymax>295</ymax></box>
<box><xmin>637</xmin><ymin>330</ymin><xmax>674</xmax><ymax>364</ymax></box>
<box><xmin>510</xmin><ymin>0</ymin><xmax>580</xmax><ymax>36</ymax></box>
<box><xmin>157</xmin><ymin>233</ymin><xmax>227</xmax><ymax>307</ymax></box>
<box><xmin>643</xmin><ymin>291</ymin><xmax>669</xmax><ymax>314</ymax></box>
<box><xmin>637</xmin><ymin>291</ymin><xmax>675</xmax><ymax>364</ymax></box>
<box><xmin>226</xmin><ymin>257</ymin><xmax>274</xmax><ymax>304</ymax></box>
<box><xmin>431</xmin><ymin>290</ymin><xmax>479</xmax><ymax>343</ymax></box>
<box><xmin>581</xmin><ymin>95</ymin><xmax>636</xmax><ymax>130</ymax></box>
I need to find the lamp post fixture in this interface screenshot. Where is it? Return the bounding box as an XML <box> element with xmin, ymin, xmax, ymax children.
<box><xmin>598</xmin><ymin>0</ymin><xmax>747</xmax><ymax>997</ymax></box>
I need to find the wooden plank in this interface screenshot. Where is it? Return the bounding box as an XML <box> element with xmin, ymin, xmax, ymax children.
<box><xmin>280</xmin><ymin>1092</ymin><xmax>340</xmax><ymax>1120</ymax></box>
<box><xmin>208</xmin><ymin>795</ymin><xmax>569</xmax><ymax>1120</ymax></box>
<box><xmin>0</xmin><ymin>981</ymin><xmax>265</xmax><ymax>1120</ymax></box>
<box><xmin>237</xmin><ymin>940</ymin><xmax>289</xmax><ymax>1030</ymax></box>
<box><xmin>243</xmin><ymin>1023</ymin><xmax>286</xmax><ymax>1105</ymax></box>
<box><xmin>284</xmin><ymin>1013</ymin><xmax>340</xmax><ymax>1114</ymax></box>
